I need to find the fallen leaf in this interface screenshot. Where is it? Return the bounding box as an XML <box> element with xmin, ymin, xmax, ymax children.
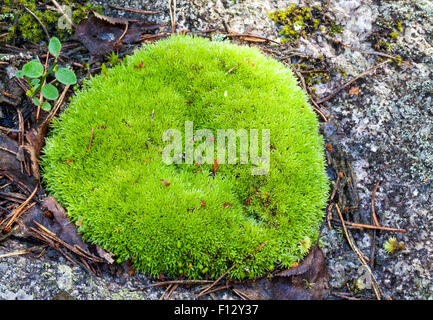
<box><xmin>348</xmin><ymin>86</ymin><xmax>360</xmax><ymax>95</ymax></box>
<box><xmin>232</xmin><ymin>245</ymin><xmax>330</xmax><ymax>300</ymax></box>
<box><xmin>74</xmin><ymin>13</ymin><xmax>165</xmax><ymax>56</ymax></box>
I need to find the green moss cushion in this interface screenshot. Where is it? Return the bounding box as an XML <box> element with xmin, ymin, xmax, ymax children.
<box><xmin>42</xmin><ymin>35</ymin><xmax>329</xmax><ymax>279</ymax></box>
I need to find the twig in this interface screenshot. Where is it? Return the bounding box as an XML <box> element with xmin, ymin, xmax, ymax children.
<box><xmin>140</xmin><ymin>33</ymin><xmax>170</xmax><ymax>41</ymax></box>
<box><xmin>335</xmin><ymin>204</ymin><xmax>383</xmax><ymax>300</ymax></box>
<box><xmin>0</xmin><ymin>146</ymin><xmax>17</xmax><ymax>156</ymax></box>
<box><xmin>0</xmin><ymin>206</ymin><xmax>10</xmax><ymax>214</ymax></box>
<box><xmin>203</xmin><ymin>283</ymin><xmax>232</xmax><ymax>295</ymax></box>
<box><xmin>300</xmin><ymin>69</ymin><xmax>328</xmax><ymax>74</ymax></box>
<box><xmin>232</xmin><ymin>288</ymin><xmax>252</xmax><ymax>300</ymax></box>
<box><xmin>370</xmin><ymin>181</ymin><xmax>381</xmax><ymax>271</ymax></box>
<box><xmin>330</xmin><ymin>38</ymin><xmax>414</xmax><ymax>67</ymax></box>
<box><xmin>371</xmin><ymin>181</ymin><xmax>381</xmax><ymax>227</ymax></box>
<box><xmin>47</xmin><ymin>84</ymin><xmax>70</xmax><ymax>123</ymax></box>
<box><xmin>329</xmin><ymin>218</ymin><xmax>406</xmax><ymax>233</ymax></box>
<box><xmin>225</xmin><ymin>64</ymin><xmax>238</xmax><ymax>75</ymax></box>
<box><xmin>116</xmin><ymin>21</ymin><xmax>129</xmax><ymax>44</ymax></box>
<box><xmin>291</xmin><ymin>66</ymin><xmax>328</xmax><ymax>122</ymax></box>
<box><xmin>23</xmin><ymin>6</ymin><xmax>50</xmax><ymax>41</ymax></box>
<box><xmin>159</xmin><ymin>284</ymin><xmax>172</xmax><ymax>300</ymax></box>
<box><xmin>0</xmin><ymin>89</ymin><xmax>12</xmax><ymax>97</ymax></box>
<box><xmin>168</xmin><ymin>0</ymin><xmax>177</xmax><ymax>34</ymax></box>
<box><xmin>165</xmin><ymin>283</ymin><xmax>179</xmax><ymax>300</ymax></box>
<box><xmin>327</xmin><ymin>173</ymin><xmax>342</xmax><ymax>228</ymax></box>
<box><xmin>0</xmin><ymin>245</ymin><xmax>45</xmax><ymax>260</ymax></box>
<box><xmin>332</xmin><ymin>292</ymin><xmax>361</xmax><ymax>300</ymax></box>
<box><xmin>316</xmin><ymin>60</ymin><xmax>392</xmax><ymax>104</ymax></box>
<box><xmin>31</xmin><ymin>220</ymin><xmax>103</xmax><ymax>263</ymax></box>
<box><xmin>2</xmin><ymin>185</ymin><xmax>38</xmax><ymax>233</ymax></box>
<box><xmin>0</xmin><ymin>126</ymin><xmax>20</xmax><ymax>133</ymax></box>
<box><xmin>225</xmin><ymin>33</ymin><xmax>281</xmax><ymax>46</ymax></box>
<box><xmin>108</xmin><ymin>4</ymin><xmax>162</xmax><ymax>15</ymax></box>
<box><xmin>148</xmin><ymin>280</ymin><xmax>213</xmax><ymax>287</ymax></box>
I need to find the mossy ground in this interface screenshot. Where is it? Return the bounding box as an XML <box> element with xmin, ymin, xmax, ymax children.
<box><xmin>41</xmin><ymin>35</ymin><xmax>329</xmax><ymax>280</ymax></box>
<box><xmin>0</xmin><ymin>0</ymin><xmax>102</xmax><ymax>42</ymax></box>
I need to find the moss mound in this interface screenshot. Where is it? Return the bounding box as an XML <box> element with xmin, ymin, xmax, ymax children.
<box><xmin>42</xmin><ymin>35</ymin><xmax>329</xmax><ymax>279</ymax></box>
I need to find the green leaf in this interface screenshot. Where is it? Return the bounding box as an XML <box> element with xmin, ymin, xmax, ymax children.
<box><xmin>41</xmin><ymin>84</ymin><xmax>59</xmax><ymax>100</ymax></box>
<box><xmin>22</xmin><ymin>60</ymin><xmax>44</xmax><ymax>78</ymax></box>
<box><xmin>48</xmin><ymin>37</ymin><xmax>61</xmax><ymax>58</ymax></box>
<box><xmin>55</xmin><ymin>68</ymin><xmax>77</xmax><ymax>85</ymax></box>
<box><xmin>41</xmin><ymin>101</ymin><xmax>52</xmax><ymax>111</ymax></box>
<box><xmin>31</xmin><ymin>78</ymin><xmax>40</xmax><ymax>86</ymax></box>
<box><xmin>32</xmin><ymin>97</ymin><xmax>41</xmax><ymax>106</ymax></box>
<box><xmin>15</xmin><ymin>70</ymin><xmax>25</xmax><ymax>78</ymax></box>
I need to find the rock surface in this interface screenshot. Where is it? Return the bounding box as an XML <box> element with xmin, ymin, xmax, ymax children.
<box><xmin>1</xmin><ymin>0</ymin><xmax>432</xmax><ymax>300</ymax></box>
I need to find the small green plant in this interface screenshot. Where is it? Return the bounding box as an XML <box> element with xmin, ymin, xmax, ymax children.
<box><xmin>15</xmin><ymin>37</ymin><xmax>77</xmax><ymax>111</ymax></box>
<box><xmin>106</xmin><ymin>51</ymin><xmax>121</xmax><ymax>66</ymax></box>
<box><xmin>42</xmin><ymin>35</ymin><xmax>329</xmax><ymax>280</ymax></box>
<box><xmin>383</xmin><ymin>237</ymin><xmax>405</xmax><ymax>254</ymax></box>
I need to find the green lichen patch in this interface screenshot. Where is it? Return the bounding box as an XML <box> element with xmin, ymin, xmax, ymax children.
<box><xmin>41</xmin><ymin>36</ymin><xmax>329</xmax><ymax>280</ymax></box>
<box><xmin>268</xmin><ymin>4</ymin><xmax>342</xmax><ymax>44</ymax></box>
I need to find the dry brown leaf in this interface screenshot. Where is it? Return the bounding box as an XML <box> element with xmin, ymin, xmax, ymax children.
<box><xmin>232</xmin><ymin>245</ymin><xmax>330</xmax><ymax>300</ymax></box>
<box><xmin>348</xmin><ymin>86</ymin><xmax>360</xmax><ymax>95</ymax></box>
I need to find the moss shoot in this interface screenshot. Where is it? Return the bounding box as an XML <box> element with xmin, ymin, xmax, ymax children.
<box><xmin>42</xmin><ymin>35</ymin><xmax>329</xmax><ymax>280</ymax></box>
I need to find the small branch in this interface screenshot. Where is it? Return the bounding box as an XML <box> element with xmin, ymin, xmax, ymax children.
<box><xmin>23</xmin><ymin>6</ymin><xmax>50</xmax><ymax>41</ymax></box>
<box><xmin>335</xmin><ymin>204</ymin><xmax>383</xmax><ymax>300</ymax></box>
<box><xmin>0</xmin><ymin>126</ymin><xmax>20</xmax><ymax>133</ymax></box>
<box><xmin>225</xmin><ymin>64</ymin><xmax>238</xmax><ymax>75</ymax></box>
<box><xmin>148</xmin><ymin>280</ymin><xmax>213</xmax><ymax>287</ymax></box>
<box><xmin>2</xmin><ymin>185</ymin><xmax>38</xmax><ymax>233</ymax></box>
<box><xmin>370</xmin><ymin>181</ymin><xmax>381</xmax><ymax>271</ymax></box>
<box><xmin>0</xmin><ymin>89</ymin><xmax>12</xmax><ymax>97</ymax></box>
<box><xmin>116</xmin><ymin>21</ymin><xmax>129</xmax><ymax>44</ymax></box>
<box><xmin>329</xmin><ymin>217</ymin><xmax>406</xmax><ymax>233</ymax></box>
<box><xmin>371</xmin><ymin>181</ymin><xmax>381</xmax><ymax>227</ymax></box>
<box><xmin>316</xmin><ymin>60</ymin><xmax>392</xmax><ymax>104</ymax></box>
<box><xmin>0</xmin><ymin>245</ymin><xmax>45</xmax><ymax>260</ymax></box>
<box><xmin>225</xmin><ymin>33</ymin><xmax>281</xmax><ymax>46</ymax></box>
<box><xmin>291</xmin><ymin>66</ymin><xmax>328</xmax><ymax>122</ymax></box>
<box><xmin>108</xmin><ymin>4</ymin><xmax>162</xmax><ymax>15</ymax></box>
<box><xmin>0</xmin><ymin>146</ymin><xmax>17</xmax><ymax>156</ymax></box>
<box><xmin>330</xmin><ymin>38</ymin><xmax>414</xmax><ymax>67</ymax></box>
<box><xmin>87</xmin><ymin>127</ymin><xmax>94</xmax><ymax>153</ymax></box>
<box><xmin>168</xmin><ymin>0</ymin><xmax>177</xmax><ymax>34</ymax></box>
